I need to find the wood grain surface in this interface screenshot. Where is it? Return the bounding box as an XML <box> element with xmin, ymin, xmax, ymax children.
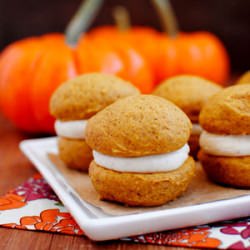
<box><xmin>0</xmin><ymin>115</ymin><xmax>200</xmax><ymax>250</ymax></box>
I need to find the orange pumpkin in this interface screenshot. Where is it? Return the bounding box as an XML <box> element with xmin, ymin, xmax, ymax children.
<box><xmin>0</xmin><ymin>34</ymin><xmax>77</xmax><ymax>133</ymax></box>
<box><xmin>155</xmin><ymin>32</ymin><xmax>229</xmax><ymax>84</ymax></box>
<box><xmin>76</xmin><ymin>34</ymin><xmax>154</xmax><ymax>93</ymax></box>
<box><xmin>89</xmin><ymin>26</ymin><xmax>159</xmax><ymax>85</ymax></box>
<box><xmin>151</xmin><ymin>0</ymin><xmax>229</xmax><ymax>85</ymax></box>
<box><xmin>0</xmin><ymin>33</ymin><xmax>153</xmax><ymax>133</ymax></box>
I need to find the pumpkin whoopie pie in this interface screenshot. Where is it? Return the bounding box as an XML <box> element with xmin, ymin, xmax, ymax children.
<box><xmin>153</xmin><ymin>75</ymin><xmax>222</xmax><ymax>158</ymax></box>
<box><xmin>198</xmin><ymin>84</ymin><xmax>250</xmax><ymax>188</ymax></box>
<box><xmin>50</xmin><ymin>73</ymin><xmax>139</xmax><ymax>171</ymax></box>
<box><xmin>86</xmin><ymin>95</ymin><xmax>196</xmax><ymax>206</ymax></box>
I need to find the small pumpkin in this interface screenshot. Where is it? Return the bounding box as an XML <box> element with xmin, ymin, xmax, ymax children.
<box><xmin>155</xmin><ymin>32</ymin><xmax>229</xmax><ymax>84</ymax></box>
<box><xmin>88</xmin><ymin>6</ymin><xmax>159</xmax><ymax>86</ymax></box>
<box><xmin>152</xmin><ymin>0</ymin><xmax>230</xmax><ymax>85</ymax></box>
<box><xmin>76</xmin><ymin>35</ymin><xmax>154</xmax><ymax>93</ymax></box>
<box><xmin>0</xmin><ymin>34</ymin><xmax>77</xmax><ymax>133</ymax></box>
<box><xmin>89</xmin><ymin>26</ymin><xmax>159</xmax><ymax>85</ymax></box>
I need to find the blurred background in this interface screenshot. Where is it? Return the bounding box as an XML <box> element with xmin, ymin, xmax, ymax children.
<box><xmin>0</xmin><ymin>0</ymin><xmax>249</xmax><ymax>73</ymax></box>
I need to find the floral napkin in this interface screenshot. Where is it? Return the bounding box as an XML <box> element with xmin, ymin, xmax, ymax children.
<box><xmin>0</xmin><ymin>173</ymin><xmax>249</xmax><ymax>249</ymax></box>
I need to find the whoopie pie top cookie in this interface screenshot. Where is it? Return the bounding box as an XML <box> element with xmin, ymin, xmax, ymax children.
<box><xmin>86</xmin><ymin>95</ymin><xmax>192</xmax><ymax>157</ymax></box>
<box><xmin>50</xmin><ymin>73</ymin><xmax>140</xmax><ymax>121</ymax></box>
<box><xmin>153</xmin><ymin>75</ymin><xmax>222</xmax><ymax>123</ymax></box>
<box><xmin>199</xmin><ymin>84</ymin><xmax>250</xmax><ymax>135</ymax></box>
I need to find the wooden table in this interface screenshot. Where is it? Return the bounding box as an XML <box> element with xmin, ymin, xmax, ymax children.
<box><xmin>0</xmin><ymin>115</ymin><xmax>198</xmax><ymax>250</ymax></box>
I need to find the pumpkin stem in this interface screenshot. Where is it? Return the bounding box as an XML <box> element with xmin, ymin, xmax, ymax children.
<box><xmin>151</xmin><ymin>0</ymin><xmax>178</xmax><ymax>37</ymax></box>
<box><xmin>112</xmin><ymin>6</ymin><xmax>131</xmax><ymax>31</ymax></box>
<box><xmin>65</xmin><ymin>0</ymin><xmax>103</xmax><ymax>47</ymax></box>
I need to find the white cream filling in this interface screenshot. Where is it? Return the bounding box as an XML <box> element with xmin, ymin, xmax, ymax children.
<box><xmin>200</xmin><ymin>130</ymin><xmax>250</xmax><ymax>156</ymax></box>
<box><xmin>55</xmin><ymin>120</ymin><xmax>87</xmax><ymax>139</ymax></box>
<box><xmin>93</xmin><ymin>144</ymin><xmax>190</xmax><ymax>173</ymax></box>
<box><xmin>192</xmin><ymin>123</ymin><xmax>203</xmax><ymax>135</ymax></box>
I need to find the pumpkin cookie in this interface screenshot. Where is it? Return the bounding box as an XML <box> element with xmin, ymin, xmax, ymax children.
<box><xmin>50</xmin><ymin>73</ymin><xmax>139</xmax><ymax>171</ymax></box>
<box><xmin>86</xmin><ymin>95</ymin><xmax>196</xmax><ymax>206</ymax></box>
<box><xmin>153</xmin><ymin>75</ymin><xmax>222</xmax><ymax>158</ymax></box>
<box><xmin>198</xmin><ymin>84</ymin><xmax>250</xmax><ymax>188</ymax></box>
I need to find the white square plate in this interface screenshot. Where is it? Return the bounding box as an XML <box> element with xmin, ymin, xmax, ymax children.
<box><xmin>20</xmin><ymin>137</ymin><xmax>250</xmax><ymax>241</ymax></box>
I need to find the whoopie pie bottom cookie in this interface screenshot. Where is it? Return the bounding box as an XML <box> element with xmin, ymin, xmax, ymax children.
<box><xmin>58</xmin><ymin>137</ymin><xmax>93</xmax><ymax>171</ymax></box>
<box><xmin>89</xmin><ymin>157</ymin><xmax>196</xmax><ymax>207</ymax></box>
<box><xmin>198</xmin><ymin>150</ymin><xmax>250</xmax><ymax>188</ymax></box>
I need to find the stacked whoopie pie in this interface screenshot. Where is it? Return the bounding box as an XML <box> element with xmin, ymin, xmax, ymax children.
<box><xmin>198</xmin><ymin>84</ymin><xmax>250</xmax><ymax>188</ymax></box>
<box><xmin>50</xmin><ymin>73</ymin><xmax>139</xmax><ymax>171</ymax></box>
<box><xmin>153</xmin><ymin>75</ymin><xmax>222</xmax><ymax>158</ymax></box>
<box><xmin>86</xmin><ymin>95</ymin><xmax>196</xmax><ymax>206</ymax></box>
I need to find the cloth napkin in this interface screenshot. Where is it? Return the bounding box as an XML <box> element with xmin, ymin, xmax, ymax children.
<box><xmin>0</xmin><ymin>174</ymin><xmax>249</xmax><ymax>249</ymax></box>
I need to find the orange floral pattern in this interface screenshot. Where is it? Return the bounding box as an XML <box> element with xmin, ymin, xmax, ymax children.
<box><xmin>0</xmin><ymin>194</ymin><xmax>26</xmax><ymax>210</ymax></box>
<box><xmin>1</xmin><ymin>174</ymin><xmax>250</xmax><ymax>249</ymax></box>
<box><xmin>168</xmin><ymin>228</ymin><xmax>221</xmax><ymax>248</ymax></box>
<box><xmin>3</xmin><ymin>209</ymin><xmax>83</xmax><ymax>235</ymax></box>
<box><xmin>130</xmin><ymin>227</ymin><xmax>221</xmax><ymax>248</ymax></box>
